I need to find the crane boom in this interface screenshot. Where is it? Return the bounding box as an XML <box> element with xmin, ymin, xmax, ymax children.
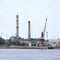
<box><xmin>43</xmin><ymin>18</ymin><xmax>47</xmax><ymax>34</ymax></box>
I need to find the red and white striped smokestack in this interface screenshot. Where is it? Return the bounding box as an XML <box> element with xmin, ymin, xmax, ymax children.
<box><xmin>28</xmin><ymin>21</ymin><xmax>31</xmax><ymax>40</ymax></box>
<box><xmin>16</xmin><ymin>15</ymin><xmax>19</xmax><ymax>40</ymax></box>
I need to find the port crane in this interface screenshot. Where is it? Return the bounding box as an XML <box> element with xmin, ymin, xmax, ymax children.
<box><xmin>41</xmin><ymin>18</ymin><xmax>47</xmax><ymax>45</ymax></box>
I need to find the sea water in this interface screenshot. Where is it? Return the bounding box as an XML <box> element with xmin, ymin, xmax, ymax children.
<box><xmin>0</xmin><ymin>49</ymin><xmax>60</xmax><ymax>60</ymax></box>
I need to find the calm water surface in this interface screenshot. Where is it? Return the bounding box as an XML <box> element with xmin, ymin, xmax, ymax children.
<box><xmin>0</xmin><ymin>49</ymin><xmax>60</xmax><ymax>60</ymax></box>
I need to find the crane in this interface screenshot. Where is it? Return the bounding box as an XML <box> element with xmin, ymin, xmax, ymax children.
<box><xmin>41</xmin><ymin>18</ymin><xmax>47</xmax><ymax>46</ymax></box>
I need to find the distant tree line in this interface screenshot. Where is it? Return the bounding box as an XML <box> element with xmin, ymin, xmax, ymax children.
<box><xmin>0</xmin><ymin>37</ymin><xmax>5</xmax><ymax>45</ymax></box>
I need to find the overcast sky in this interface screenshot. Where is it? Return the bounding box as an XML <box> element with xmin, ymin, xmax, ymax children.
<box><xmin>0</xmin><ymin>0</ymin><xmax>60</xmax><ymax>39</ymax></box>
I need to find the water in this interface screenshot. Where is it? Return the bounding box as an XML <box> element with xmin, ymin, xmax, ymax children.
<box><xmin>0</xmin><ymin>49</ymin><xmax>60</xmax><ymax>60</ymax></box>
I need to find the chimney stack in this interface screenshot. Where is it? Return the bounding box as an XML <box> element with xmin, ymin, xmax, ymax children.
<box><xmin>28</xmin><ymin>21</ymin><xmax>31</xmax><ymax>40</ymax></box>
<box><xmin>16</xmin><ymin>15</ymin><xmax>19</xmax><ymax>41</ymax></box>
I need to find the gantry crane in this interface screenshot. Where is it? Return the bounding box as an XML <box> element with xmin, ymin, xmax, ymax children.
<box><xmin>41</xmin><ymin>18</ymin><xmax>47</xmax><ymax>46</ymax></box>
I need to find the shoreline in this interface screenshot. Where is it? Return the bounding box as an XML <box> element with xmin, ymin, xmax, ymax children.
<box><xmin>0</xmin><ymin>46</ymin><xmax>59</xmax><ymax>49</ymax></box>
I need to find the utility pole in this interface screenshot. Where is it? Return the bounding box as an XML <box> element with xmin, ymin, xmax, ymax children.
<box><xmin>46</xmin><ymin>32</ymin><xmax>48</xmax><ymax>40</ymax></box>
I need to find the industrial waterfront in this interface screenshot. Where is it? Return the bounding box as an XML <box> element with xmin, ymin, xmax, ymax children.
<box><xmin>0</xmin><ymin>15</ymin><xmax>60</xmax><ymax>49</ymax></box>
<box><xmin>0</xmin><ymin>0</ymin><xmax>60</xmax><ymax>60</ymax></box>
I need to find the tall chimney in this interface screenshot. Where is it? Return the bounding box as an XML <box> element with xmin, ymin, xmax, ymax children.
<box><xmin>28</xmin><ymin>21</ymin><xmax>31</xmax><ymax>40</ymax></box>
<box><xmin>16</xmin><ymin>15</ymin><xmax>19</xmax><ymax>41</ymax></box>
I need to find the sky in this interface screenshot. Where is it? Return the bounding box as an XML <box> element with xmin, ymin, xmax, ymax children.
<box><xmin>0</xmin><ymin>0</ymin><xmax>60</xmax><ymax>39</ymax></box>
